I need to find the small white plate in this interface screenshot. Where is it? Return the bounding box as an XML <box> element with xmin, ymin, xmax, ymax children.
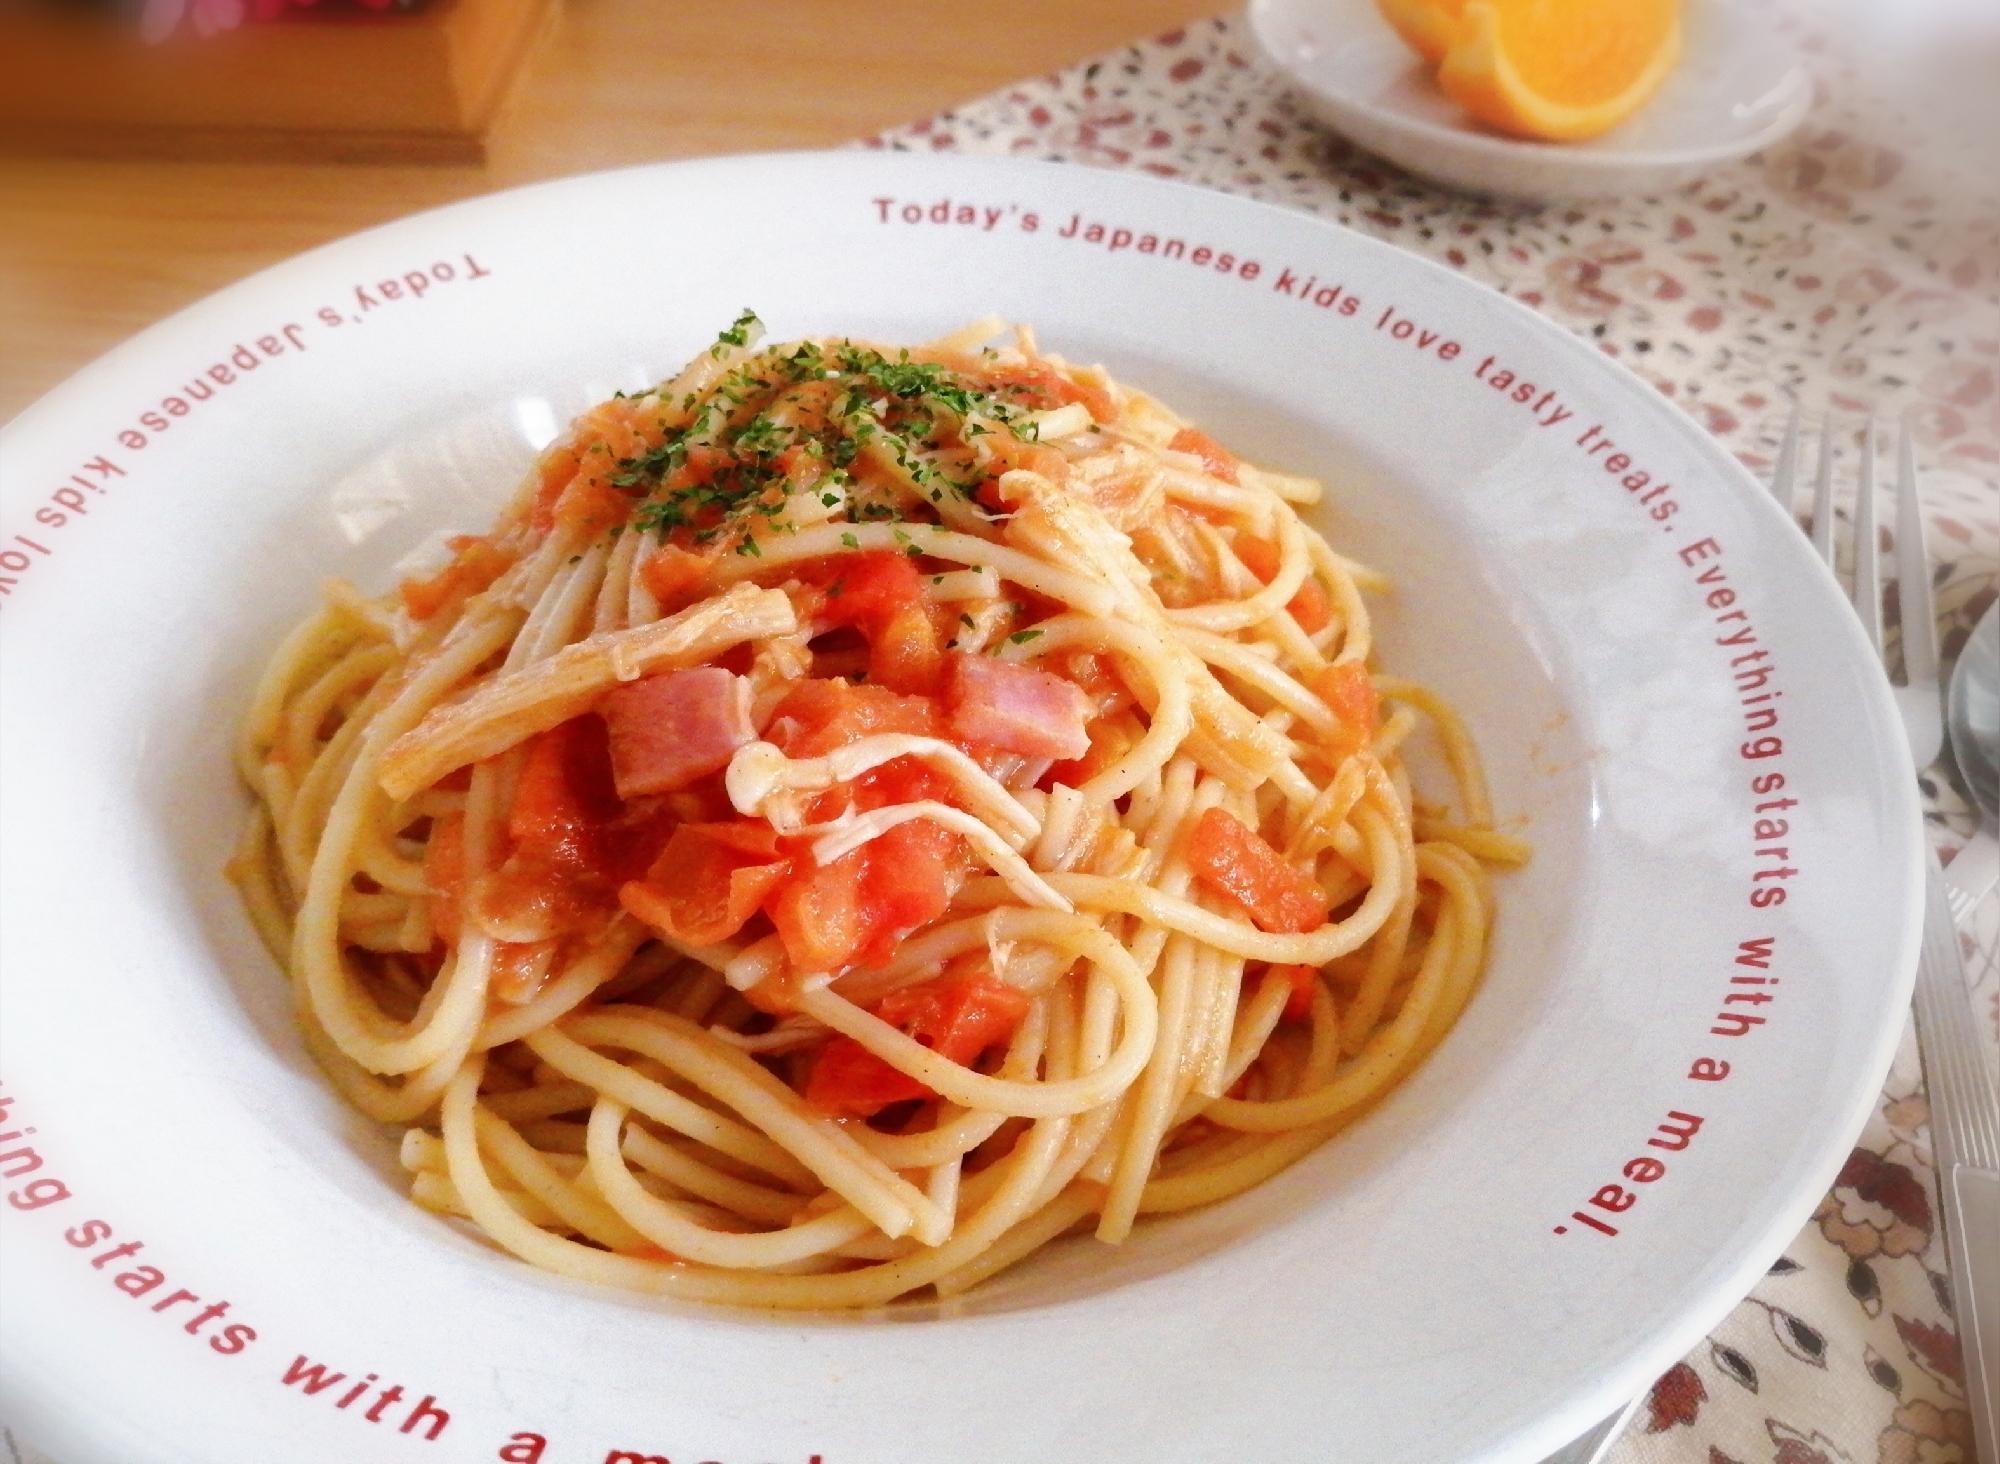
<box><xmin>1249</xmin><ymin>0</ymin><xmax>1813</xmax><ymax>201</ymax></box>
<box><xmin>0</xmin><ymin>152</ymin><xmax>1917</xmax><ymax>1464</ymax></box>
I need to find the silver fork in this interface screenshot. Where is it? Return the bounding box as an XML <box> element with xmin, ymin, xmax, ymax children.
<box><xmin>1773</xmin><ymin>409</ymin><xmax>2000</xmax><ymax>1464</ymax></box>
<box><xmin>1780</xmin><ymin>411</ymin><xmax>1943</xmax><ymax>764</ymax></box>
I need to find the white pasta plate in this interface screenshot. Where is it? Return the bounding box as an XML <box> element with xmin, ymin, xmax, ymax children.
<box><xmin>0</xmin><ymin>153</ymin><xmax>1919</xmax><ymax>1464</ymax></box>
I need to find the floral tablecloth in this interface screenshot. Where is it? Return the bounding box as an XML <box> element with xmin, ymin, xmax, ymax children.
<box><xmin>871</xmin><ymin>11</ymin><xmax>1998</xmax><ymax>1463</ymax></box>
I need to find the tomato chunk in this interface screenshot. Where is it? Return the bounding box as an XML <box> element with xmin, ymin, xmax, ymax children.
<box><xmin>508</xmin><ymin>717</ymin><xmax>619</xmax><ymax>870</ymax></box>
<box><xmin>1169</xmin><ymin>426</ymin><xmax>1241</xmax><ymax>484</ymax></box>
<box><xmin>757</xmin><ymin>679</ymin><xmax>965</xmax><ymax>970</ymax></box>
<box><xmin>985</xmin><ymin>363</ymin><xmax>1116</xmax><ymax>425</ymax></box>
<box><xmin>1232</xmin><ymin>532</ymin><xmax>1281</xmax><ymax>584</ymax></box>
<box><xmin>767</xmin><ymin>846</ymin><xmax>871</xmax><ymax>973</ymax></box>
<box><xmin>553</xmin><ymin>475</ymin><xmax>632</xmax><ymax>537</ymax></box>
<box><xmin>858</xmin><ymin>750</ymin><xmax>955</xmax><ymax>810</ymax></box>
<box><xmin>476</xmin><ymin>716</ymin><xmax>676</xmax><ymax>942</ymax></box>
<box><xmin>1231</xmin><ymin>533</ymin><xmax>1330</xmax><ymax>632</ymax></box>
<box><xmin>1185</xmin><ymin>807</ymin><xmax>1329</xmax><ymax>934</ymax></box>
<box><xmin>1287</xmin><ymin>576</ymin><xmax>1332</xmax><ymax>634</ymax></box>
<box><xmin>869</xmin><ymin>602</ymin><xmax>945</xmax><ymax>696</ymax></box>
<box><xmin>763</xmin><ymin>811</ymin><xmax>964</xmax><ymax>975</ymax></box>
<box><xmin>766</xmin><ymin>678</ymin><xmax>938</xmax><ymax>759</ymax></box>
<box><xmin>817</xmin><ymin>550</ymin><xmax>924</xmax><ymax>631</ymax></box>
<box><xmin>878</xmin><ymin>969</ymin><xmax>1031</xmax><ymax>1061</ymax></box>
<box><xmin>491</xmin><ymin>939</ymin><xmax>558</xmax><ymax>1005</ymax></box>
<box><xmin>620</xmin><ymin>822</ymin><xmax>790</xmax><ymax>947</ymax></box>
<box><xmin>1046</xmin><ymin>709</ymin><xmax>1142</xmax><ymax>789</ymax></box>
<box><xmin>530</xmin><ymin>445</ymin><xmax>584</xmax><ymax>531</ymax></box>
<box><xmin>399</xmin><ymin>536</ymin><xmax>514</xmax><ymax>620</ymax></box>
<box><xmin>806</xmin><ymin>971</ymin><xmax>1031</xmax><ymax>1117</ymax></box>
<box><xmin>1266</xmin><ymin>963</ymin><xmax>1321</xmax><ymax>1023</ymax></box>
<box><xmin>424</xmin><ymin>812</ymin><xmax>466</xmax><ymax>944</ymax></box>
<box><xmin>529</xmin><ymin>397</ymin><xmax>661</xmax><ymax>532</ymax></box>
<box><xmin>855</xmin><ymin>818</ymin><xmax>963</xmax><ymax>968</ymax></box>
<box><xmin>1308</xmin><ymin>660</ymin><xmax>1379</xmax><ymax>764</ymax></box>
<box><xmin>638</xmin><ymin>544</ymin><xmax>714</xmax><ymax>608</ymax></box>
<box><xmin>804</xmin><ymin>1036</ymin><xmax>930</xmax><ymax>1117</ymax></box>
<box><xmin>805</xmin><ymin>553</ymin><xmax>943</xmax><ymax>694</ymax></box>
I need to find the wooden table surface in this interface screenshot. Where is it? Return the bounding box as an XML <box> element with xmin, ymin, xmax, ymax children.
<box><xmin>0</xmin><ymin>0</ymin><xmax>1219</xmax><ymax>425</ymax></box>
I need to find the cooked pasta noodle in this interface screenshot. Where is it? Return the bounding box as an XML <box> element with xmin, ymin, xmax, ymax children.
<box><xmin>230</xmin><ymin>313</ymin><xmax>1528</xmax><ymax>1309</ymax></box>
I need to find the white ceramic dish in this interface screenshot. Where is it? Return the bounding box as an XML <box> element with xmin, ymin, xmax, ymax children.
<box><xmin>1249</xmin><ymin>0</ymin><xmax>1813</xmax><ymax>202</ymax></box>
<box><xmin>0</xmin><ymin>152</ymin><xmax>1919</xmax><ymax>1464</ymax></box>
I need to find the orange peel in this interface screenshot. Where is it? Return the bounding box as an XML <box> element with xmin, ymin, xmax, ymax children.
<box><xmin>1434</xmin><ymin>0</ymin><xmax>1682</xmax><ymax>142</ymax></box>
<box><xmin>1375</xmin><ymin>0</ymin><xmax>1464</xmax><ymax>65</ymax></box>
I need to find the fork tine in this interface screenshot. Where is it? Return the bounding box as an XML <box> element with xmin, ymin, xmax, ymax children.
<box><xmin>1854</xmin><ymin>418</ymin><xmax>1884</xmax><ymax>658</ymax></box>
<box><xmin>1810</xmin><ymin>413</ymin><xmax>1839</xmax><ymax>569</ymax></box>
<box><xmin>1770</xmin><ymin>399</ymin><xmax>1801</xmax><ymax>510</ymax></box>
<box><xmin>1896</xmin><ymin>418</ymin><xmax>1939</xmax><ymax>694</ymax></box>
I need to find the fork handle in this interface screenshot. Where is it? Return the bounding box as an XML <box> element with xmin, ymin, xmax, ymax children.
<box><xmin>1940</xmin><ymin>1164</ymin><xmax>1999</xmax><ymax>1464</ymax></box>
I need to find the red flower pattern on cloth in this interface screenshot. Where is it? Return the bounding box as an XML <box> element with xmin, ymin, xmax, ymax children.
<box><xmin>1815</xmin><ymin>1148</ymin><xmax>1931</xmax><ymax>1260</ymax></box>
<box><xmin>863</xmin><ymin>9</ymin><xmax>2000</xmax><ymax>1464</ymax></box>
<box><xmin>1647</xmin><ymin>1363</ymin><xmax>1709</xmax><ymax>1431</ymax></box>
<box><xmin>1892</xmin><ymin>1316</ymin><xmax>1963</xmax><ymax>1390</ymax></box>
<box><xmin>1767</xmin><ymin>1419</ymin><xmax>1850</xmax><ymax>1464</ymax></box>
<box><xmin>1878</xmin><ymin>1399</ymin><xmax>1976</xmax><ymax>1464</ymax></box>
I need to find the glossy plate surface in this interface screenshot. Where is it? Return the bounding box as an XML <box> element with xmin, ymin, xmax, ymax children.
<box><xmin>0</xmin><ymin>152</ymin><xmax>1918</xmax><ymax>1464</ymax></box>
<box><xmin>1249</xmin><ymin>0</ymin><xmax>1813</xmax><ymax>202</ymax></box>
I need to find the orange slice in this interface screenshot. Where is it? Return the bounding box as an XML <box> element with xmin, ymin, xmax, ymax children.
<box><xmin>1436</xmin><ymin>0</ymin><xmax>1682</xmax><ymax>142</ymax></box>
<box><xmin>1375</xmin><ymin>0</ymin><xmax>1464</xmax><ymax>65</ymax></box>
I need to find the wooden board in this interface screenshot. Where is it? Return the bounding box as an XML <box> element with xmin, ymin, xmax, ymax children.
<box><xmin>0</xmin><ymin>0</ymin><xmax>557</xmax><ymax>164</ymax></box>
<box><xmin>0</xmin><ymin>0</ymin><xmax>1225</xmax><ymax>421</ymax></box>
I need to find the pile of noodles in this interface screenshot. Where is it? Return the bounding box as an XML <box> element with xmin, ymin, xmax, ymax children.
<box><xmin>231</xmin><ymin>314</ymin><xmax>1526</xmax><ymax>1309</ymax></box>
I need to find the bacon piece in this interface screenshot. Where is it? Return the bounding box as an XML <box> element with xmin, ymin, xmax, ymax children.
<box><xmin>601</xmin><ymin>667</ymin><xmax>755</xmax><ymax>798</ymax></box>
<box><xmin>944</xmin><ymin>651</ymin><xmax>1091</xmax><ymax>761</ymax></box>
<box><xmin>378</xmin><ymin>584</ymin><xmax>794</xmax><ymax>802</ymax></box>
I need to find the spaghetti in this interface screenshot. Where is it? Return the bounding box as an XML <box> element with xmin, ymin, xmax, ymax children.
<box><xmin>230</xmin><ymin>313</ymin><xmax>1527</xmax><ymax>1309</ymax></box>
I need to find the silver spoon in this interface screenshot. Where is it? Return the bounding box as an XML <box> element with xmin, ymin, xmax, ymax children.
<box><xmin>1944</xmin><ymin>599</ymin><xmax>1999</xmax><ymax>916</ymax></box>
